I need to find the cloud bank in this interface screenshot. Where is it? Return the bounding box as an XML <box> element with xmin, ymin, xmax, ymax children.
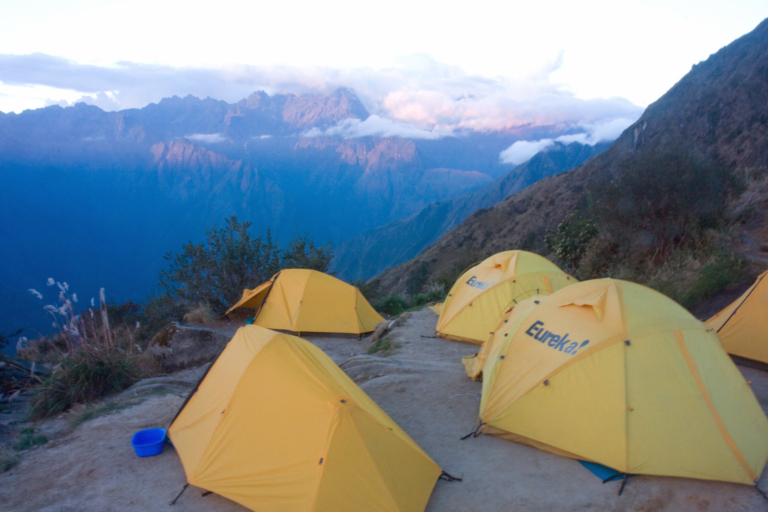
<box><xmin>499</xmin><ymin>117</ymin><xmax>637</xmax><ymax>164</ymax></box>
<box><xmin>185</xmin><ymin>133</ymin><xmax>228</xmax><ymax>143</ymax></box>
<box><xmin>0</xmin><ymin>53</ymin><xmax>643</xmax><ymax>138</ymax></box>
<box><xmin>303</xmin><ymin>115</ymin><xmax>444</xmax><ymax>140</ymax></box>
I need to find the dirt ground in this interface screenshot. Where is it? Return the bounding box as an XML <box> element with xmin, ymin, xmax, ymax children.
<box><xmin>2</xmin><ymin>308</ymin><xmax>768</xmax><ymax>511</ymax></box>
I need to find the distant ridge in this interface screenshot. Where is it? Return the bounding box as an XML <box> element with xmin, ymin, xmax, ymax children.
<box><xmin>374</xmin><ymin>18</ymin><xmax>768</xmax><ymax>293</ymax></box>
<box><xmin>332</xmin><ymin>141</ymin><xmax>609</xmax><ymax>281</ymax></box>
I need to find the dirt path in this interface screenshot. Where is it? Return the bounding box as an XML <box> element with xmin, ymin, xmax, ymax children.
<box><xmin>1</xmin><ymin>309</ymin><xmax>767</xmax><ymax>511</ymax></box>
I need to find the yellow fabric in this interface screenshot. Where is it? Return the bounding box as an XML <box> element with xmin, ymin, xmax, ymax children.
<box><xmin>226</xmin><ymin>269</ymin><xmax>384</xmax><ymax>334</ymax></box>
<box><xmin>706</xmin><ymin>271</ymin><xmax>768</xmax><ymax>364</ymax></box>
<box><xmin>478</xmin><ymin>278</ymin><xmax>768</xmax><ymax>485</ymax></box>
<box><xmin>168</xmin><ymin>326</ymin><xmax>441</xmax><ymax>512</ymax></box>
<box><xmin>427</xmin><ymin>303</ymin><xmax>443</xmax><ymax>315</ymax></box>
<box><xmin>436</xmin><ymin>251</ymin><xmax>576</xmax><ymax>345</ymax></box>
<box><xmin>461</xmin><ymin>295</ymin><xmax>544</xmax><ymax>380</ymax></box>
<box><xmin>227</xmin><ymin>280</ymin><xmax>274</xmax><ymax>311</ymax></box>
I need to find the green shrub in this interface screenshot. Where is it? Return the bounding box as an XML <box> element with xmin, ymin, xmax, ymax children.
<box><xmin>588</xmin><ymin>151</ymin><xmax>743</xmax><ymax>262</ymax></box>
<box><xmin>160</xmin><ymin>216</ymin><xmax>281</xmax><ymax>312</ymax></box>
<box><xmin>281</xmin><ymin>234</ymin><xmax>333</xmax><ymax>273</ymax></box>
<box><xmin>13</xmin><ymin>427</ymin><xmax>47</xmax><ymax>451</ymax></box>
<box><xmin>545</xmin><ymin>212</ymin><xmax>598</xmax><ymax>270</ymax></box>
<box><xmin>29</xmin><ymin>346</ymin><xmax>140</xmax><ymax>420</ymax></box>
<box><xmin>411</xmin><ymin>282</ymin><xmax>446</xmax><ymax>308</ymax></box>
<box><xmin>367</xmin><ymin>338</ymin><xmax>399</xmax><ymax>357</ymax></box>
<box><xmin>159</xmin><ymin>216</ymin><xmax>334</xmax><ymax>313</ymax></box>
<box><xmin>640</xmin><ymin>248</ymin><xmax>752</xmax><ymax>309</ymax></box>
<box><xmin>375</xmin><ymin>293</ymin><xmax>410</xmax><ymax>317</ymax></box>
<box><xmin>0</xmin><ymin>446</ymin><xmax>19</xmax><ymax>472</ymax></box>
<box><xmin>679</xmin><ymin>252</ymin><xmax>751</xmax><ymax>308</ymax></box>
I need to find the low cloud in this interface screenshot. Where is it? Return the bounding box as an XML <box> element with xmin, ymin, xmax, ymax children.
<box><xmin>499</xmin><ymin>117</ymin><xmax>638</xmax><ymax>164</ymax></box>
<box><xmin>304</xmin><ymin>115</ymin><xmax>444</xmax><ymax>140</ymax></box>
<box><xmin>185</xmin><ymin>133</ymin><xmax>227</xmax><ymax>143</ymax></box>
<box><xmin>555</xmin><ymin>117</ymin><xmax>636</xmax><ymax>145</ymax></box>
<box><xmin>499</xmin><ymin>139</ymin><xmax>558</xmax><ymax>165</ymax></box>
<box><xmin>0</xmin><ymin>53</ymin><xmax>644</xmax><ymax>136</ymax></box>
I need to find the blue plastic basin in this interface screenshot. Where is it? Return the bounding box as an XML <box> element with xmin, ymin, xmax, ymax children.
<box><xmin>131</xmin><ymin>428</ymin><xmax>166</xmax><ymax>457</ymax></box>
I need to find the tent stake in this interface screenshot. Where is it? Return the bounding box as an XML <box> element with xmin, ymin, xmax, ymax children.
<box><xmin>618</xmin><ymin>474</ymin><xmax>629</xmax><ymax>496</ymax></box>
<box><xmin>438</xmin><ymin>471</ymin><xmax>463</xmax><ymax>482</ymax></box>
<box><xmin>460</xmin><ymin>421</ymin><xmax>483</xmax><ymax>440</ymax></box>
<box><xmin>170</xmin><ymin>483</ymin><xmax>189</xmax><ymax>505</ymax></box>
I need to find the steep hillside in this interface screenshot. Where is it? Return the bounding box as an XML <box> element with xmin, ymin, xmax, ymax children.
<box><xmin>333</xmin><ymin>141</ymin><xmax>609</xmax><ymax>281</ymax></box>
<box><xmin>375</xmin><ymin>18</ymin><xmax>768</xmax><ymax>295</ymax></box>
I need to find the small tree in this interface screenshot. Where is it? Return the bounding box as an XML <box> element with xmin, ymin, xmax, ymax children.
<box><xmin>281</xmin><ymin>233</ymin><xmax>334</xmax><ymax>273</ymax></box>
<box><xmin>545</xmin><ymin>212</ymin><xmax>598</xmax><ymax>270</ymax></box>
<box><xmin>159</xmin><ymin>216</ymin><xmax>280</xmax><ymax>312</ymax></box>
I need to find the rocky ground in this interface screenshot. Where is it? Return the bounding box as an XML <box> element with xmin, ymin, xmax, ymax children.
<box><xmin>1</xmin><ymin>308</ymin><xmax>767</xmax><ymax>511</ymax></box>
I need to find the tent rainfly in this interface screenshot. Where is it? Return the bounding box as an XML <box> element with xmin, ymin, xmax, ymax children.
<box><xmin>226</xmin><ymin>269</ymin><xmax>384</xmax><ymax>335</ymax></box>
<box><xmin>168</xmin><ymin>325</ymin><xmax>445</xmax><ymax>512</ymax></box>
<box><xmin>436</xmin><ymin>250</ymin><xmax>576</xmax><ymax>345</ymax></box>
<box><xmin>476</xmin><ymin>279</ymin><xmax>768</xmax><ymax>485</ymax></box>
<box><xmin>461</xmin><ymin>294</ymin><xmax>545</xmax><ymax>380</ymax></box>
<box><xmin>706</xmin><ymin>270</ymin><xmax>768</xmax><ymax>364</ymax></box>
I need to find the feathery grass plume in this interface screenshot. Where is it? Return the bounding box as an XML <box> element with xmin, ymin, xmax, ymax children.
<box><xmin>28</xmin><ymin>289</ymin><xmax>42</xmax><ymax>300</ymax></box>
<box><xmin>99</xmin><ymin>288</ymin><xmax>113</xmax><ymax>348</ymax></box>
<box><xmin>15</xmin><ymin>337</ymin><xmax>28</xmax><ymax>352</ymax></box>
<box><xmin>23</xmin><ymin>280</ymin><xmax>160</xmax><ymax>419</ymax></box>
<box><xmin>46</xmin><ymin>278</ymin><xmax>55</xmax><ymax>287</ymax></box>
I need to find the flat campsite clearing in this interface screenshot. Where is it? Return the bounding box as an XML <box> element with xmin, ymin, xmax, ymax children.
<box><xmin>2</xmin><ymin>308</ymin><xmax>767</xmax><ymax>511</ymax></box>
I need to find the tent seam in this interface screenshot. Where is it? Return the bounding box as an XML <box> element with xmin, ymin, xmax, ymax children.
<box><xmin>308</xmin><ymin>408</ymin><xmax>342</xmax><ymax>512</ymax></box>
<box><xmin>674</xmin><ymin>330</ymin><xmax>756</xmax><ymax>482</ymax></box>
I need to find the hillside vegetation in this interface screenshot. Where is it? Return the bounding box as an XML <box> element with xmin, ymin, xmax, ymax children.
<box><xmin>374</xmin><ymin>18</ymin><xmax>768</xmax><ymax>310</ymax></box>
<box><xmin>332</xmin><ymin>141</ymin><xmax>610</xmax><ymax>281</ymax></box>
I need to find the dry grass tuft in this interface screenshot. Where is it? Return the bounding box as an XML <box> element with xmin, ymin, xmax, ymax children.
<box><xmin>183</xmin><ymin>303</ymin><xmax>215</xmax><ymax>326</ymax></box>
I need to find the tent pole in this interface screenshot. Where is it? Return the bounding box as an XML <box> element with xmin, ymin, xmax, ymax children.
<box><xmin>253</xmin><ymin>272</ymin><xmax>280</xmax><ymax>325</ymax></box>
<box><xmin>717</xmin><ymin>273</ymin><xmax>766</xmax><ymax>333</ymax></box>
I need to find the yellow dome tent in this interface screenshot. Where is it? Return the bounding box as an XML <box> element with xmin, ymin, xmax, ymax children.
<box><xmin>226</xmin><ymin>269</ymin><xmax>384</xmax><ymax>335</ymax></box>
<box><xmin>706</xmin><ymin>271</ymin><xmax>768</xmax><ymax>364</ymax></box>
<box><xmin>476</xmin><ymin>279</ymin><xmax>768</xmax><ymax>485</ymax></box>
<box><xmin>461</xmin><ymin>294</ymin><xmax>545</xmax><ymax>380</ymax></box>
<box><xmin>168</xmin><ymin>325</ymin><xmax>444</xmax><ymax>512</ymax></box>
<box><xmin>436</xmin><ymin>251</ymin><xmax>576</xmax><ymax>345</ymax></box>
<box><xmin>427</xmin><ymin>303</ymin><xmax>443</xmax><ymax>315</ymax></box>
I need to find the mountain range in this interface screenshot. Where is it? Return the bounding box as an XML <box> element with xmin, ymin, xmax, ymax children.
<box><xmin>0</xmin><ymin>87</ymin><xmax>586</xmax><ymax>337</ymax></box>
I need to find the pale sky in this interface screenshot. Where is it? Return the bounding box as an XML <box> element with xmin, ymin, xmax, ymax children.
<box><xmin>0</xmin><ymin>0</ymin><xmax>766</xmax><ymax>134</ymax></box>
